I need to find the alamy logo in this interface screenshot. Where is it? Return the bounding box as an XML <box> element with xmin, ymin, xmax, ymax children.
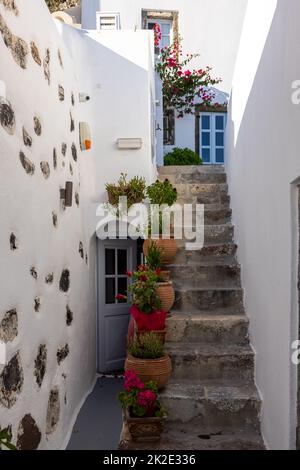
<box><xmin>95</xmin><ymin>197</ymin><xmax>205</xmax><ymax>251</ymax></box>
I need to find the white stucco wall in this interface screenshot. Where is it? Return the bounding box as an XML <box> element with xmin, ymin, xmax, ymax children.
<box><xmin>82</xmin><ymin>0</ymin><xmax>247</xmax><ymax>94</ymax></box>
<box><xmin>82</xmin><ymin>0</ymin><xmax>248</xmax><ymax>160</ymax></box>
<box><xmin>0</xmin><ymin>0</ymin><xmax>155</xmax><ymax>450</ymax></box>
<box><xmin>75</xmin><ymin>29</ymin><xmax>157</xmax><ymax>200</ymax></box>
<box><xmin>226</xmin><ymin>0</ymin><xmax>300</xmax><ymax>450</ymax></box>
<box><xmin>0</xmin><ymin>0</ymin><xmax>97</xmax><ymax>450</ymax></box>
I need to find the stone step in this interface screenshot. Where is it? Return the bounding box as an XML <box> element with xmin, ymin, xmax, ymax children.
<box><xmin>174</xmin><ymin>243</ymin><xmax>238</xmax><ymax>264</ymax></box>
<box><xmin>166</xmin><ymin>313</ymin><xmax>249</xmax><ymax>344</ymax></box>
<box><xmin>121</xmin><ymin>424</ymin><xmax>265</xmax><ymax>450</ymax></box>
<box><xmin>176</xmin><ymin>225</ymin><xmax>234</xmax><ymax>246</ymax></box>
<box><xmin>174</xmin><ymin>183</ymin><xmax>229</xmax><ymax>205</ymax></box>
<box><xmin>205</xmin><ymin>207</ymin><xmax>232</xmax><ymax>225</ymax></box>
<box><xmin>158</xmin><ymin>165</ymin><xmax>227</xmax><ymax>185</ymax></box>
<box><xmin>160</xmin><ymin>380</ymin><xmax>261</xmax><ymax>430</ymax></box>
<box><xmin>167</xmin><ymin>343</ymin><xmax>254</xmax><ymax>382</ymax></box>
<box><xmin>174</xmin><ymin>287</ymin><xmax>244</xmax><ymax>312</ymax></box>
<box><xmin>168</xmin><ymin>263</ymin><xmax>241</xmax><ymax>289</ymax></box>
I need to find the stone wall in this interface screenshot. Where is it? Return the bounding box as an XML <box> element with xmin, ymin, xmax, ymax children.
<box><xmin>0</xmin><ymin>0</ymin><xmax>96</xmax><ymax>449</ymax></box>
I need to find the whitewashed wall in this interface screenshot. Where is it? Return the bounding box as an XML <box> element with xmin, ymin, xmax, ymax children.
<box><xmin>226</xmin><ymin>0</ymin><xmax>300</xmax><ymax>450</ymax></box>
<box><xmin>0</xmin><ymin>0</ymin><xmax>155</xmax><ymax>450</ymax></box>
<box><xmin>82</xmin><ymin>0</ymin><xmax>247</xmax><ymax>93</ymax></box>
<box><xmin>82</xmin><ymin>0</ymin><xmax>247</xmax><ymax>160</ymax></box>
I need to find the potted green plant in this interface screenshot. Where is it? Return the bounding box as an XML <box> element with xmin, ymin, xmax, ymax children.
<box><xmin>118</xmin><ymin>370</ymin><xmax>167</xmax><ymax>442</ymax></box>
<box><xmin>116</xmin><ymin>266</ymin><xmax>168</xmax><ymax>343</ymax></box>
<box><xmin>144</xmin><ymin>179</ymin><xmax>178</xmax><ymax>263</ymax></box>
<box><xmin>145</xmin><ymin>241</ymin><xmax>170</xmax><ymax>281</ymax></box>
<box><xmin>105</xmin><ymin>173</ymin><xmax>146</xmax><ymax>207</ymax></box>
<box><xmin>145</xmin><ymin>243</ymin><xmax>175</xmax><ymax>313</ymax></box>
<box><xmin>125</xmin><ymin>332</ymin><xmax>172</xmax><ymax>390</ymax></box>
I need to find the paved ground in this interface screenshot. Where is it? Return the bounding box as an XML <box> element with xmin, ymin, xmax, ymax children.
<box><xmin>67</xmin><ymin>377</ymin><xmax>123</xmax><ymax>450</ymax></box>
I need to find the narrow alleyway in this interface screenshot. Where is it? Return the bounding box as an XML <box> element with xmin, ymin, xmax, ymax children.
<box><xmin>67</xmin><ymin>378</ymin><xmax>123</xmax><ymax>450</ymax></box>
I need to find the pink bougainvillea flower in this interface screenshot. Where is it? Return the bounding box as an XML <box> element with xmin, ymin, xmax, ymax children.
<box><xmin>184</xmin><ymin>70</ymin><xmax>192</xmax><ymax>77</ymax></box>
<box><xmin>126</xmin><ymin>271</ymin><xmax>132</xmax><ymax>277</ymax></box>
<box><xmin>139</xmin><ymin>274</ymin><xmax>148</xmax><ymax>282</ymax></box>
<box><xmin>124</xmin><ymin>370</ymin><xmax>145</xmax><ymax>392</ymax></box>
<box><xmin>155</xmin><ymin>268</ymin><xmax>162</xmax><ymax>276</ymax></box>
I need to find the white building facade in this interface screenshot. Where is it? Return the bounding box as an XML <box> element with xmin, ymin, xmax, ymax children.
<box><xmin>81</xmin><ymin>0</ymin><xmax>248</xmax><ymax>164</ymax></box>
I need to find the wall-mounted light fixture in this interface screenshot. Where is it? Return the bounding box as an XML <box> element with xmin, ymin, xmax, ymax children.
<box><xmin>117</xmin><ymin>138</ymin><xmax>143</xmax><ymax>150</ymax></box>
<box><xmin>60</xmin><ymin>182</ymin><xmax>73</xmax><ymax>207</ymax></box>
<box><xmin>79</xmin><ymin>122</ymin><xmax>92</xmax><ymax>150</ymax></box>
<box><xmin>79</xmin><ymin>93</ymin><xmax>90</xmax><ymax>103</ymax></box>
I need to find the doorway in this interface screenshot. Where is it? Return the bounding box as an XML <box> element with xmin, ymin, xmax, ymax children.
<box><xmin>97</xmin><ymin>239</ymin><xmax>137</xmax><ymax>373</ymax></box>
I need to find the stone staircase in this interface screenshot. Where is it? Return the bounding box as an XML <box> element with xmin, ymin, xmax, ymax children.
<box><xmin>121</xmin><ymin>165</ymin><xmax>264</xmax><ymax>450</ymax></box>
<box><xmin>157</xmin><ymin>165</ymin><xmax>263</xmax><ymax>449</ymax></box>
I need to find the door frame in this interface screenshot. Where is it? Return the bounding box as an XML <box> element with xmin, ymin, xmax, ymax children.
<box><xmin>97</xmin><ymin>238</ymin><xmax>137</xmax><ymax>373</ymax></box>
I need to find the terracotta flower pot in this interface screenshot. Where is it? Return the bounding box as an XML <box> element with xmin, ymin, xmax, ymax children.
<box><xmin>160</xmin><ymin>270</ymin><xmax>170</xmax><ymax>282</ymax></box>
<box><xmin>143</xmin><ymin>238</ymin><xmax>177</xmax><ymax>264</ymax></box>
<box><xmin>125</xmin><ymin>410</ymin><xmax>165</xmax><ymax>442</ymax></box>
<box><xmin>125</xmin><ymin>354</ymin><xmax>172</xmax><ymax>390</ymax></box>
<box><xmin>156</xmin><ymin>282</ymin><xmax>175</xmax><ymax>313</ymax></box>
<box><xmin>137</xmin><ymin>329</ymin><xmax>166</xmax><ymax>345</ymax></box>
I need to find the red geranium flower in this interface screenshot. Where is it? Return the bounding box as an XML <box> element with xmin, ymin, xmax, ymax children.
<box><xmin>116</xmin><ymin>294</ymin><xmax>127</xmax><ymax>301</ymax></box>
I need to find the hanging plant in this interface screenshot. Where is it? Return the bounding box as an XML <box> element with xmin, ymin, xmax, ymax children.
<box><xmin>155</xmin><ymin>36</ymin><xmax>225</xmax><ymax>118</ymax></box>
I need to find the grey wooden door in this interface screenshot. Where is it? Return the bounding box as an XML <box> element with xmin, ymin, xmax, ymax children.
<box><xmin>97</xmin><ymin>239</ymin><xmax>137</xmax><ymax>373</ymax></box>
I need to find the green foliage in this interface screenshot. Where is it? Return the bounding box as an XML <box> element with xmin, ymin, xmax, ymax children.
<box><xmin>0</xmin><ymin>427</ymin><xmax>16</xmax><ymax>450</ymax></box>
<box><xmin>155</xmin><ymin>36</ymin><xmax>222</xmax><ymax>117</ymax></box>
<box><xmin>147</xmin><ymin>179</ymin><xmax>177</xmax><ymax>206</ymax></box>
<box><xmin>128</xmin><ymin>332</ymin><xmax>165</xmax><ymax>359</ymax></box>
<box><xmin>164</xmin><ymin>147</ymin><xmax>202</xmax><ymax>166</ymax></box>
<box><xmin>105</xmin><ymin>173</ymin><xmax>146</xmax><ymax>208</ymax></box>
<box><xmin>127</xmin><ymin>267</ymin><xmax>161</xmax><ymax>314</ymax></box>
<box><xmin>145</xmin><ymin>242</ymin><xmax>163</xmax><ymax>271</ymax></box>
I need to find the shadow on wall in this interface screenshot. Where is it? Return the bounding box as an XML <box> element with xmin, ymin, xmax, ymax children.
<box><xmin>225</xmin><ymin>0</ymin><xmax>300</xmax><ymax>450</ymax></box>
<box><xmin>58</xmin><ymin>23</ymin><xmax>156</xmax><ymax>203</ymax></box>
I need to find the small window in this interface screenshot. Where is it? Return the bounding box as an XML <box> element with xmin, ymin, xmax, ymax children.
<box><xmin>97</xmin><ymin>12</ymin><xmax>120</xmax><ymax>30</ymax></box>
<box><xmin>163</xmin><ymin>109</ymin><xmax>175</xmax><ymax>145</ymax></box>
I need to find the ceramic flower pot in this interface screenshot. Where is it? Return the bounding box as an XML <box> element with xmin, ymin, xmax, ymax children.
<box><xmin>143</xmin><ymin>238</ymin><xmax>178</xmax><ymax>264</ymax></box>
<box><xmin>125</xmin><ymin>354</ymin><xmax>172</xmax><ymax>390</ymax></box>
<box><xmin>125</xmin><ymin>410</ymin><xmax>165</xmax><ymax>443</ymax></box>
<box><xmin>156</xmin><ymin>282</ymin><xmax>175</xmax><ymax>313</ymax></box>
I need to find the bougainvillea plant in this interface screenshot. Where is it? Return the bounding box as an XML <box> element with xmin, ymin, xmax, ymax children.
<box><xmin>153</xmin><ymin>23</ymin><xmax>162</xmax><ymax>47</ymax></box>
<box><xmin>155</xmin><ymin>36</ymin><xmax>226</xmax><ymax>118</ymax></box>
<box><xmin>118</xmin><ymin>370</ymin><xmax>167</xmax><ymax>418</ymax></box>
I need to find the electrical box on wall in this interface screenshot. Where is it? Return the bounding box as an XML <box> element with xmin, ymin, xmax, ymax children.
<box><xmin>117</xmin><ymin>138</ymin><xmax>143</xmax><ymax>150</ymax></box>
<box><xmin>79</xmin><ymin>122</ymin><xmax>92</xmax><ymax>151</ymax></box>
